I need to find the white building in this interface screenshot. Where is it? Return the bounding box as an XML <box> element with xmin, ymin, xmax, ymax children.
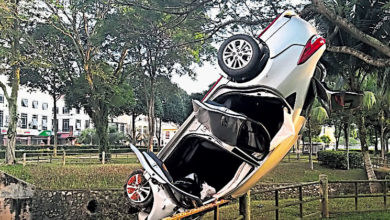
<box><xmin>0</xmin><ymin>75</ymin><xmax>130</xmax><ymax>145</ymax></box>
<box><xmin>0</xmin><ymin>75</ymin><xmax>178</xmax><ymax>146</ymax></box>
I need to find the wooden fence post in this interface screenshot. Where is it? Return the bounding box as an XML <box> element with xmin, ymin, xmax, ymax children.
<box><xmin>239</xmin><ymin>190</ymin><xmax>251</xmax><ymax>220</ymax></box>
<box><xmin>102</xmin><ymin>151</ymin><xmax>105</xmax><ymax>164</ymax></box>
<box><xmin>319</xmin><ymin>174</ymin><xmax>329</xmax><ymax>218</ymax></box>
<box><xmin>62</xmin><ymin>150</ymin><xmax>66</xmax><ymax>166</ymax></box>
<box><xmin>23</xmin><ymin>153</ymin><xmax>26</xmax><ymax>166</ymax></box>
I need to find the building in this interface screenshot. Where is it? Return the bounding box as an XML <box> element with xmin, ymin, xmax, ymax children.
<box><xmin>0</xmin><ymin>75</ymin><xmax>130</xmax><ymax>145</ymax></box>
<box><xmin>0</xmin><ymin>75</ymin><xmax>179</xmax><ymax>146</ymax></box>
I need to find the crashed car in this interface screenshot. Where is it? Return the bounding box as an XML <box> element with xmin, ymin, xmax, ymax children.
<box><xmin>125</xmin><ymin>11</ymin><xmax>363</xmax><ymax>219</ymax></box>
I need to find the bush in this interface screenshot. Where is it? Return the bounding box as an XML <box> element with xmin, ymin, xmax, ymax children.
<box><xmin>320</xmin><ymin>135</ymin><xmax>331</xmax><ymax>144</ymax></box>
<box><xmin>318</xmin><ymin>150</ymin><xmax>363</xmax><ymax>169</ymax></box>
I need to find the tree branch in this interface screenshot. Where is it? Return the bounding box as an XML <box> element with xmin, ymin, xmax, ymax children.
<box><xmin>326</xmin><ymin>45</ymin><xmax>390</xmax><ymax>67</ymax></box>
<box><xmin>311</xmin><ymin>0</ymin><xmax>390</xmax><ymax>58</ymax></box>
<box><xmin>114</xmin><ymin>48</ymin><xmax>129</xmax><ymax>77</ymax></box>
<box><xmin>0</xmin><ymin>80</ymin><xmax>10</xmax><ymax>100</ymax></box>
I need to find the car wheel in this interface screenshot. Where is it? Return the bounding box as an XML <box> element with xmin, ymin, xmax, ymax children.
<box><xmin>124</xmin><ymin>169</ymin><xmax>153</xmax><ymax>209</ymax></box>
<box><xmin>218</xmin><ymin>34</ymin><xmax>266</xmax><ymax>82</ymax></box>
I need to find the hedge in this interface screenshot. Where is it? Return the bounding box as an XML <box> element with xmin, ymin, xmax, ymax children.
<box><xmin>317</xmin><ymin>150</ymin><xmax>363</xmax><ymax>169</ymax></box>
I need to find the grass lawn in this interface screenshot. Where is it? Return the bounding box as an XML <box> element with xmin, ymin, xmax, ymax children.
<box><xmin>260</xmin><ymin>154</ymin><xmax>367</xmax><ymax>183</ymax></box>
<box><xmin>0</xmin><ymin>163</ymin><xmax>141</xmax><ymax>189</ymax></box>
<box><xmin>335</xmin><ymin>211</ymin><xmax>390</xmax><ymax>219</ymax></box>
<box><xmin>204</xmin><ymin>196</ymin><xmax>389</xmax><ymax>219</ymax></box>
<box><xmin>0</xmin><ymin>154</ymin><xmax>367</xmax><ymax>189</ymax></box>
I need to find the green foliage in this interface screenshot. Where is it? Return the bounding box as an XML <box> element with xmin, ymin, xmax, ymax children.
<box><xmin>312</xmin><ymin>136</ymin><xmax>322</xmax><ymax>143</ymax></box>
<box><xmin>362</xmin><ymin>91</ymin><xmax>376</xmax><ymax>110</ymax></box>
<box><xmin>320</xmin><ymin>135</ymin><xmax>331</xmax><ymax>144</ymax></box>
<box><xmin>155</xmin><ymin>76</ymin><xmax>190</xmax><ymax>124</ymax></box>
<box><xmin>311</xmin><ymin>106</ymin><xmax>329</xmax><ymax>123</ymax></box>
<box><xmin>318</xmin><ymin>150</ymin><xmax>363</xmax><ymax>169</ymax></box>
<box><xmin>77</xmin><ymin>127</ymin><xmax>129</xmax><ymax>145</ymax></box>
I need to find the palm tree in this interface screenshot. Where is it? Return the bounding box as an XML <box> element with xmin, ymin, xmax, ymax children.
<box><xmin>307</xmin><ymin>104</ymin><xmax>328</xmax><ymax>170</ymax></box>
<box><xmin>305</xmin><ymin>0</ymin><xmax>389</xmax><ymax>193</ymax></box>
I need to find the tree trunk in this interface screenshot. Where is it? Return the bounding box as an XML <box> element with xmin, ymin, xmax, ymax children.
<box><xmin>374</xmin><ymin>129</ymin><xmax>378</xmax><ymax>156</ymax></box>
<box><xmin>357</xmin><ymin>115</ymin><xmax>380</xmax><ymax>193</ymax></box>
<box><xmin>147</xmin><ymin>79</ymin><xmax>155</xmax><ymax>152</ymax></box>
<box><xmin>6</xmin><ymin>97</ymin><xmax>17</xmax><ymax>165</ymax></box>
<box><xmin>5</xmin><ymin>67</ymin><xmax>20</xmax><ymax>165</ymax></box>
<box><xmin>380</xmin><ymin>110</ymin><xmax>385</xmax><ymax>159</ymax></box>
<box><xmin>308</xmin><ymin>118</ymin><xmax>314</xmax><ymax>170</ymax></box>
<box><xmin>156</xmin><ymin>117</ymin><xmax>162</xmax><ymax>151</ymax></box>
<box><xmin>52</xmin><ymin>94</ymin><xmax>58</xmax><ymax>157</ymax></box>
<box><xmin>344</xmin><ymin>121</ymin><xmax>350</xmax><ymax>170</ymax></box>
<box><xmin>132</xmin><ymin>113</ymin><xmax>136</xmax><ymax>145</ymax></box>
<box><xmin>92</xmin><ymin>104</ymin><xmax>109</xmax><ymax>160</ymax></box>
<box><xmin>296</xmin><ymin>136</ymin><xmax>301</xmax><ymax>160</ymax></box>
<box><xmin>335</xmin><ymin>123</ymin><xmax>342</xmax><ymax>150</ymax></box>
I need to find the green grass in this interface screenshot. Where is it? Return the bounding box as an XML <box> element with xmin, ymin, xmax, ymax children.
<box><xmin>0</xmin><ymin>163</ymin><xmax>141</xmax><ymax>189</ymax></box>
<box><xmin>204</xmin><ymin>196</ymin><xmax>389</xmax><ymax>220</ymax></box>
<box><xmin>260</xmin><ymin>155</ymin><xmax>367</xmax><ymax>183</ymax></box>
<box><xmin>0</xmin><ymin>153</ymin><xmax>367</xmax><ymax>190</ymax></box>
<box><xmin>335</xmin><ymin>211</ymin><xmax>390</xmax><ymax>219</ymax></box>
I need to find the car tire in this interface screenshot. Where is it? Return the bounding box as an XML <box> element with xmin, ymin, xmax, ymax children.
<box><xmin>124</xmin><ymin>169</ymin><xmax>153</xmax><ymax>209</ymax></box>
<box><xmin>218</xmin><ymin>34</ymin><xmax>266</xmax><ymax>82</ymax></box>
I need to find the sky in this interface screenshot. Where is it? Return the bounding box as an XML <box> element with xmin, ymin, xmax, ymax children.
<box><xmin>172</xmin><ymin>61</ymin><xmax>221</xmax><ymax>94</ymax></box>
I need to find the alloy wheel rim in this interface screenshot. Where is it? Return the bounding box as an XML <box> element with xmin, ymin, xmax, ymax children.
<box><xmin>126</xmin><ymin>174</ymin><xmax>151</xmax><ymax>203</ymax></box>
<box><xmin>222</xmin><ymin>39</ymin><xmax>253</xmax><ymax>70</ymax></box>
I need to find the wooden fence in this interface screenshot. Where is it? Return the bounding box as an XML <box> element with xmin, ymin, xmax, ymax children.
<box><xmin>238</xmin><ymin>175</ymin><xmax>390</xmax><ymax>219</ymax></box>
<box><xmin>21</xmin><ymin>151</ymin><xmax>137</xmax><ymax>165</ymax></box>
<box><xmin>169</xmin><ymin>175</ymin><xmax>390</xmax><ymax>220</ymax></box>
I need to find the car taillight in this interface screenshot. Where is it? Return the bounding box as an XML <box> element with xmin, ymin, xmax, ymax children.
<box><xmin>258</xmin><ymin>13</ymin><xmax>282</xmax><ymax>38</ymax></box>
<box><xmin>201</xmin><ymin>76</ymin><xmax>222</xmax><ymax>102</ymax></box>
<box><xmin>297</xmin><ymin>35</ymin><xmax>326</xmax><ymax>65</ymax></box>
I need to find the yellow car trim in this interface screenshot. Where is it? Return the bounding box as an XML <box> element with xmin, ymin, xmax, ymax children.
<box><xmin>231</xmin><ymin>115</ymin><xmax>306</xmax><ymax>197</ymax></box>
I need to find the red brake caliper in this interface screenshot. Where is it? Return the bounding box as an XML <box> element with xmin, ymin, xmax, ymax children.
<box><xmin>127</xmin><ymin>174</ymin><xmax>142</xmax><ymax>201</ymax></box>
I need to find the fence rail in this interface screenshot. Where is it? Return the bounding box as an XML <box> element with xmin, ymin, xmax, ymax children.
<box><xmin>232</xmin><ymin>175</ymin><xmax>390</xmax><ymax>220</ymax></box>
<box><xmin>21</xmin><ymin>151</ymin><xmax>137</xmax><ymax>165</ymax></box>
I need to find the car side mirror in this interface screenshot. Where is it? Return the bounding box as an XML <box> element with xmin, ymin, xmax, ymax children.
<box><xmin>314</xmin><ymin>78</ymin><xmax>363</xmax><ymax>114</ymax></box>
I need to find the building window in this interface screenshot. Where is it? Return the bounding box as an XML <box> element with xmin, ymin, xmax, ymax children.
<box><xmin>32</xmin><ymin>101</ymin><xmax>38</xmax><ymax>109</ymax></box>
<box><xmin>42</xmin><ymin>116</ymin><xmax>48</xmax><ymax>130</ymax></box>
<box><xmin>76</xmin><ymin>108</ymin><xmax>80</xmax><ymax>114</ymax></box>
<box><xmin>42</xmin><ymin>103</ymin><xmax>48</xmax><ymax>110</ymax></box>
<box><xmin>76</xmin><ymin>119</ymin><xmax>81</xmax><ymax>130</ymax></box>
<box><xmin>0</xmin><ymin>94</ymin><xmax>4</xmax><ymax>103</ymax></box>
<box><xmin>120</xmin><ymin>124</ymin><xmax>125</xmax><ymax>133</ymax></box>
<box><xmin>63</xmin><ymin>107</ymin><xmax>69</xmax><ymax>114</ymax></box>
<box><xmin>63</xmin><ymin>119</ymin><xmax>70</xmax><ymax>132</ymax></box>
<box><xmin>85</xmin><ymin>120</ymin><xmax>90</xmax><ymax>129</ymax></box>
<box><xmin>31</xmin><ymin>115</ymin><xmax>38</xmax><ymax>129</ymax></box>
<box><xmin>0</xmin><ymin>110</ymin><xmax>3</xmax><ymax>127</ymax></box>
<box><xmin>21</xmin><ymin>99</ymin><xmax>28</xmax><ymax>107</ymax></box>
<box><xmin>21</xmin><ymin>113</ymin><xmax>27</xmax><ymax>129</ymax></box>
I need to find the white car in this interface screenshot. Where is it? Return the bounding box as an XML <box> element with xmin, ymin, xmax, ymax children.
<box><xmin>125</xmin><ymin>10</ymin><xmax>362</xmax><ymax>220</ymax></box>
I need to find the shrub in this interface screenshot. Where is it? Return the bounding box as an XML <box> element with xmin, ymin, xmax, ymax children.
<box><xmin>320</xmin><ymin>135</ymin><xmax>331</xmax><ymax>144</ymax></box>
<box><xmin>318</xmin><ymin>150</ymin><xmax>363</xmax><ymax>169</ymax></box>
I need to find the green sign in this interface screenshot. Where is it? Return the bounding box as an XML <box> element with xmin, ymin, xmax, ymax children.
<box><xmin>38</xmin><ymin>130</ymin><xmax>52</xmax><ymax>136</ymax></box>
